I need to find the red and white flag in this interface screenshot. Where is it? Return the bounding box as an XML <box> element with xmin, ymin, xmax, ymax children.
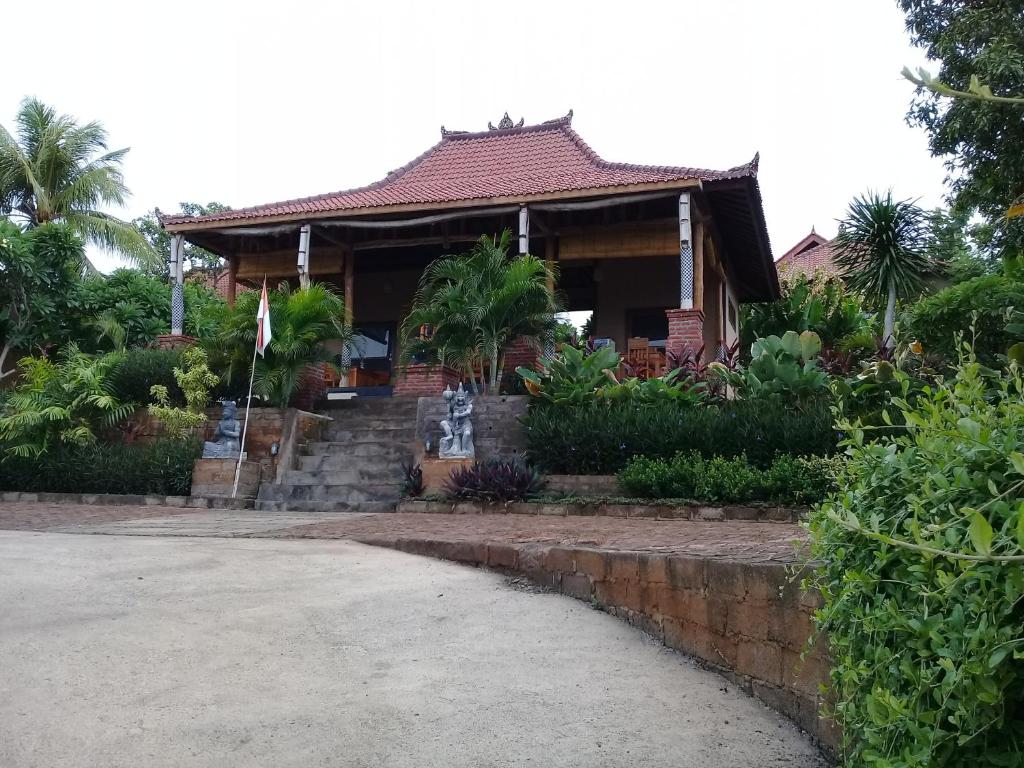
<box><xmin>256</xmin><ymin>279</ymin><xmax>272</xmax><ymax>357</ymax></box>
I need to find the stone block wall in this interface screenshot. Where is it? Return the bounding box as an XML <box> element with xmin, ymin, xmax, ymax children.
<box><xmin>415</xmin><ymin>395</ymin><xmax>529</xmax><ymax>463</ymax></box>
<box><xmin>544</xmin><ymin>475</ymin><xmax>621</xmax><ymax>496</ymax></box>
<box><xmin>190</xmin><ymin>459</ymin><xmax>261</xmax><ymax>498</ymax></box>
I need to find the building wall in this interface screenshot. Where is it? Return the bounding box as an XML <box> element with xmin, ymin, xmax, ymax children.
<box><xmin>592</xmin><ymin>256</ymin><xmax>678</xmax><ymax>350</ymax></box>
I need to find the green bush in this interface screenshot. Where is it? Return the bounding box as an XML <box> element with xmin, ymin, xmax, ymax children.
<box><xmin>901</xmin><ymin>275</ymin><xmax>1024</xmax><ymax>366</ymax></box>
<box><xmin>111</xmin><ymin>348</ymin><xmax>185</xmax><ymax>406</ymax></box>
<box><xmin>808</xmin><ymin>356</ymin><xmax>1024</xmax><ymax>766</ymax></box>
<box><xmin>619</xmin><ymin>452</ymin><xmax>837</xmax><ymax>505</ymax></box>
<box><xmin>522</xmin><ymin>398</ymin><xmax>836</xmax><ymax>475</ymax></box>
<box><xmin>0</xmin><ymin>439</ymin><xmax>201</xmax><ymax>496</ymax></box>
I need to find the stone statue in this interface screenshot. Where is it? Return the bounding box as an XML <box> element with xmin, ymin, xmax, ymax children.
<box><xmin>439</xmin><ymin>383</ymin><xmax>474</xmax><ymax>459</ymax></box>
<box><xmin>202</xmin><ymin>401</ymin><xmax>242</xmax><ymax>458</ymax></box>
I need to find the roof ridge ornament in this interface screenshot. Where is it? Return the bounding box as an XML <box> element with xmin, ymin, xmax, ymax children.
<box><xmin>488</xmin><ymin>112</ymin><xmax>524</xmax><ymax>131</ymax></box>
<box><xmin>543</xmin><ymin>109</ymin><xmax>573</xmax><ymax>126</ymax></box>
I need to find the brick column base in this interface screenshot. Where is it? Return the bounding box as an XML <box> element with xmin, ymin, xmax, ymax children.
<box><xmin>292</xmin><ymin>363</ymin><xmax>334</xmax><ymax>410</ymax></box>
<box><xmin>393</xmin><ymin>364</ymin><xmax>463</xmax><ymax>397</ymax></box>
<box><xmin>154</xmin><ymin>334</ymin><xmax>197</xmax><ymax>350</ymax></box>
<box><xmin>665</xmin><ymin>308</ymin><xmax>705</xmax><ymax>359</ymax></box>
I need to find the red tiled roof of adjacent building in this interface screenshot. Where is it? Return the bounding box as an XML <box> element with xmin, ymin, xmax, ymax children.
<box><xmin>776</xmin><ymin>239</ymin><xmax>842</xmax><ymax>280</ymax></box>
<box><xmin>160</xmin><ymin>112</ymin><xmax>759</xmax><ymax>227</ymax></box>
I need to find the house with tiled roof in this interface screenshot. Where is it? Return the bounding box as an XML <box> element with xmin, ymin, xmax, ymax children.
<box><xmin>776</xmin><ymin>229</ymin><xmax>841</xmax><ymax>280</ymax></box>
<box><xmin>160</xmin><ymin>111</ymin><xmax>779</xmax><ymax>394</ymax></box>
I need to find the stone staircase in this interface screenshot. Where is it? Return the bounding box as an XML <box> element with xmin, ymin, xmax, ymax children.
<box><xmin>256</xmin><ymin>398</ymin><xmax>418</xmax><ymax>512</ymax></box>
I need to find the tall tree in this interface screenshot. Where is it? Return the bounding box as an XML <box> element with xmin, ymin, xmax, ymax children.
<box><xmin>0</xmin><ymin>97</ymin><xmax>155</xmax><ymax>267</ymax></box>
<box><xmin>898</xmin><ymin>1</ymin><xmax>1024</xmax><ymax>265</ymax></box>
<box><xmin>133</xmin><ymin>202</ymin><xmax>232</xmax><ymax>275</ymax></box>
<box><xmin>401</xmin><ymin>231</ymin><xmax>558</xmax><ymax>393</ymax></box>
<box><xmin>0</xmin><ymin>221</ymin><xmax>83</xmax><ymax>380</ymax></box>
<box><xmin>833</xmin><ymin>190</ymin><xmax>931</xmax><ymax>347</ymax></box>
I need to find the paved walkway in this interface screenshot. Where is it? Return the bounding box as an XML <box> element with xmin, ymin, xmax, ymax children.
<box><xmin>0</xmin><ymin>530</ymin><xmax>824</xmax><ymax>767</ymax></box>
<box><xmin>0</xmin><ymin>503</ymin><xmax>807</xmax><ymax>562</ymax></box>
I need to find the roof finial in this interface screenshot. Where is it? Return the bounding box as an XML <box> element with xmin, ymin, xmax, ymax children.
<box><xmin>811</xmin><ymin>225</ymin><xmax>816</xmax><ymax>234</ymax></box>
<box><xmin>488</xmin><ymin>112</ymin><xmax>524</xmax><ymax>131</ymax></box>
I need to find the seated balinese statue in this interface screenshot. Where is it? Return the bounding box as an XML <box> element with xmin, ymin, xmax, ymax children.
<box><xmin>439</xmin><ymin>384</ymin><xmax>474</xmax><ymax>459</ymax></box>
<box><xmin>202</xmin><ymin>401</ymin><xmax>242</xmax><ymax>458</ymax></box>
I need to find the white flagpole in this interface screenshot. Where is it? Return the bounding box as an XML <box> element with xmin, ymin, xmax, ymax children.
<box><xmin>230</xmin><ymin>338</ymin><xmax>259</xmax><ymax>499</ymax></box>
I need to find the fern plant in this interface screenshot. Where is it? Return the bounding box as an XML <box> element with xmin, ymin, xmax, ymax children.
<box><xmin>0</xmin><ymin>345</ymin><xmax>132</xmax><ymax>457</ymax></box>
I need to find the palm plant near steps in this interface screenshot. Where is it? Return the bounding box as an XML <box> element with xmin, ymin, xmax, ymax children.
<box><xmin>400</xmin><ymin>230</ymin><xmax>559</xmax><ymax>394</ymax></box>
<box><xmin>0</xmin><ymin>97</ymin><xmax>155</xmax><ymax>268</ymax></box>
<box><xmin>212</xmin><ymin>282</ymin><xmax>352</xmax><ymax>407</ymax></box>
<box><xmin>833</xmin><ymin>190</ymin><xmax>931</xmax><ymax>348</ymax></box>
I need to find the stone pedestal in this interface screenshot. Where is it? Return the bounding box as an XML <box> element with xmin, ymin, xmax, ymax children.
<box><xmin>154</xmin><ymin>334</ymin><xmax>197</xmax><ymax>350</ymax></box>
<box><xmin>421</xmin><ymin>457</ymin><xmax>474</xmax><ymax>494</ymax></box>
<box><xmin>190</xmin><ymin>458</ymin><xmax>261</xmax><ymax>499</ymax></box>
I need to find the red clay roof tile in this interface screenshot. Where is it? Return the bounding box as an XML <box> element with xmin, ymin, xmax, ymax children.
<box><xmin>161</xmin><ymin>113</ymin><xmax>758</xmax><ymax>227</ymax></box>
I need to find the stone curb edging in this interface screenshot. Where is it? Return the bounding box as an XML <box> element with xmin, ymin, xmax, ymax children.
<box><xmin>0</xmin><ymin>491</ymin><xmax>255</xmax><ymax>510</ymax></box>
<box><xmin>397</xmin><ymin>498</ymin><xmax>803</xmax><ymax>523</ymax></box>
<box><xmin>350</xmin><ymin>533</ymin><xmax>838</xmax><ymax>752</ymax></box>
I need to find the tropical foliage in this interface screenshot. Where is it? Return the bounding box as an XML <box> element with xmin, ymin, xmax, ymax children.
<box><xmin>0</xmin><ymin>220</ymin><xmax>84</xmax><ymax>379</ymax></box>
<box><xmin>401</xmin><ymin>231</ymin><xmax>558</xmax><ymax>394</ymax></box>
<box><xmin>808</xmin><ymin>350</ymin><xmax>1024</xmax><ymax>767</ymax></box>
<box><xmin>212</xmin><ymin>282</ymin><xmax>350</xmax><ymax>407</ymax></box>
<box><xmin>902</xmin><ymin>275</ymin><xmax>1024</xmax><ymax>368</ymax></box>
<box><xmin>147</xmin><ymin>347</ymin><xmax>219</xmax><ymax>438</ymax></box>
<box><xmin>898</xmin><ymin>0</ymin><xmax>1024</xmax><ymax>266</ymax></box>
<box><xmin>741</xmin><ymin>274</ymin><xmax>874</xmax><ymax>353</ymax></box>
<box><xmin>715</xmin><ymin>330</ymin><xmax>829</xmax><ymax>404</ymax></box>
<box><xmin>0</xmin><ymin>345</ymin><xmax>131</xmax><ymax>457</ymax></box>
<box><xmin>0</xmin><ymin>97</ymin><xmax>155</xmax><ymax>266</ymax></box>
<box><xmin>833</xmin><ymin>190</ymin><xmax>932</xmax><ymax>345</ymax></box>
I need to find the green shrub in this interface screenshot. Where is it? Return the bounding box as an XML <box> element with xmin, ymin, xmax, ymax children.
<box><xmin>619</xmin><ymin>452</ymin><xmax>837</xmax><ymax>505</ymax></box>
<box><xmin>111</xmin><ymin>347</ymin><xmax>185</xmax><ymax>406</ymax></box>
<box><xmin>901</xmin><ymin>275</ymin><xmax>1024</xmax><ymax>366</ymax></box>
<box><xmin>807</xmin><ymin>355</ymin><xmax>1024</xmax><ymax>766</ymax></box>
<box><xmin>522</xmin><ymin>399</ymin><xmax>836</xmax><ymax>475</ymax></box>
<box><xmin>443</xmin><ymin>458</ymin><xmax>546</xmax><ymax>502</ymax></box>
<box><xmin>0</xmin><ymin>439</ymin><xmax>201</xmax><ymax>496</ymax></box>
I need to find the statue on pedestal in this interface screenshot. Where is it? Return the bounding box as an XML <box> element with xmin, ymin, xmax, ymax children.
<box><xmin>439</xmin><ymin>384</ymin><xmax>474</xmax><ymax>459</ymax></box>
<box><xmin>202</xmin><ymin>401</ymin><xmax>242</xmax><ymax>458</ymax></box>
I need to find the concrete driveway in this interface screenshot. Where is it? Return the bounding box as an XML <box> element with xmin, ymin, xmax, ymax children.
<box><xmin>0</xmin><ymin>531</ymin><xmax>824</xmax><ymax>768</ymax></box>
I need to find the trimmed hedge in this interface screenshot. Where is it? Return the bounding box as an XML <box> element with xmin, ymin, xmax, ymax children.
<box><xmin>521</xmin><ymin>399</ymin><xmax>836</xmax><ymax>475</ymax></box>
<box><xmin>0</xmin><ymin>439</ymin><xmax>201</xmax><ymax>496</ymax></box>
<box><xmin>619</xmin><ymin>451</ymin><xmax>838</xmax><ymax>505</ymax></box>
<box><xmin>110</xmin><ymin>348</ymin><xmax>186</xmax><ymax>407</ymax></box>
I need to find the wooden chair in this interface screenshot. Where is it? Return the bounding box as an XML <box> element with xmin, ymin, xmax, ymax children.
<box><xmin>626</xmin><ymin>337</ymin><xmax>651</xmax><ymax>378</ymax></box>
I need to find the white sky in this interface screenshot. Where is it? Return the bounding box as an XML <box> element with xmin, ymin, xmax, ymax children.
<box><xmin>4</xmin><ymin>0</ymin><xmax>946</xmax><ymax>273</ymax></box>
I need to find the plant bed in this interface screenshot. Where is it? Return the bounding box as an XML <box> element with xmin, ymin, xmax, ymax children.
<box><xmin>396</xmin><ymin>497</ymin><xmax>802</xmax><ymax>522</ymax></box>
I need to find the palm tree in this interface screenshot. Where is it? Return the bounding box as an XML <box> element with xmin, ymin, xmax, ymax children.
<box><xmin>0</xmin><ymin>97</ymin><xmax>155</xmax><ymax>268</ymax></box>
<box><xmin>212</xmin><ymin>282</ymin><xmax>352</xmax><ymax>407</ymax></box>
<box><xmin>833</xmin><ymin>190</ymin><xmax>931</xmax><ymax>347</ymax></box>
<box><xmin>401</xmin><ymin>230</ymin><xmax>559</xmax><ymax>393</ymax></box>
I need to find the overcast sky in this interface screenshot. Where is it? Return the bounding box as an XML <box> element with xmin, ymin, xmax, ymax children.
<box><xmin>4</xmin><ymin>0</ymin><xmax>946</xmax><ymax>273</ymax></box>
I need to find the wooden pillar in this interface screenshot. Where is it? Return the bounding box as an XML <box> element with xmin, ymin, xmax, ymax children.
<box><xmin>169</xmin><ymin>234</ymin><xmax>185</xmax><ymax>335</ymax></box>
<box><xmin>340</xmin><ymin>246</ymin><xmax>355</xmax><ymax>387</ymax></box>
<box><xmin>693</xmin><ymin>218</ymin><xmax>704</xmax><ymax>313</ymax></box>
<box><xmin>518</xmin><ymin>205</ymin><xmax>530</xmax><ymax>255</ymax></box>
<box><xmin>297</xmin><ymin>224</ymin><xmax>311</xmax><ymax>289</ymax></box>
<box><xmin>678</xmin><ymin>192</ymin><xmax>693</xmax><ymax>309</ymax></box>
<box><xmin>226</xmin><ymin>255</ymin><xmax>239</xmax><ymax>306</ymax></box>
<box><xmin>544</xmin><ymin>236</ymin><xmax>556</xmax><ymax>294</ymax></box>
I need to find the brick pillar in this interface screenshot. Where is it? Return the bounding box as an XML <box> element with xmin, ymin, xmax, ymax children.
<box><xmin>665</xmin><ymin>309</ymin><xmax>705</xmax><ymax>359</ymax></box>
<box><xmin>292</xmin><ymin>362</ymin><xmax>332</xmax><ymax>410</ymax></box>
<box><xmin>393</xmin><ymin>364</ymin><xmax>462</xmax><ymax>397</ymax></box>
<box><xmin>502</xmin><ymin>338</ymin><xmax>539</xmax><ymax>373</ymax></box>
<box><xmin>153</xmin><ymin>334</ymin><xmax>197</xmax><ymax>350</ymax></box>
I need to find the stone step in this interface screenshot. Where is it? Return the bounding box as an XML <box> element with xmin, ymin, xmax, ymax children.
<box><xmin>322</xmin><ymin>426</ymin><xmax>416</xmax><ymax>443</ymax></box>
<box><xmin>255</xmin><ymin>499</ymin><xmax>397</xmax><ymax>513</ymax></box>
<box><xmin>296</xmin><ymin>453</ymin><xmax>409</xmax><ymax>473</ymax></box>
<box><xmin>322</xmin><ymin>419</ymin><xmax>418</xmax><ymax>432</ymax></box>
<box><xmin>283</xmin><ymin>467</ymin><xmax>405</xmax><ymax>485</ymax></box>
<box><xmin>305</xmin><ymin>442</ymin><xmax>413</xmax><ymax>459</ymax></box>
<box><xmin>319</xmin><ymin>401</ymin><xmax>420</xmax><ymax>418</ymax></box>
<box><xmin>258</xmin><ymin>483</ymin><xmax>402</xmax><ymax>504</ymax></box>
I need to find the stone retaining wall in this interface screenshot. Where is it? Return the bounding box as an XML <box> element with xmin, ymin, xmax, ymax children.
<box><xmin>544</xmin><ymin>474</ymin><xmax>621</xmax><ymax>496</ymax></box>
<box><xmin>397</xmin><ymin>498</ymin><xmax>802</xmax><ymax>523</ymax></box>
<box><xmin>415</xmin><ymin>395</ymin><xmax>528</xmax><ymax>462</ymax></box>
<box><xmin>0</xmin><ymin>491</ymin><xmax>255</xmax><ymax>509</ymax></box>
<box><xmin>371</xmin><ymin>536</ymin><xmax>837</xmax><ymax>750</ymax></box>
